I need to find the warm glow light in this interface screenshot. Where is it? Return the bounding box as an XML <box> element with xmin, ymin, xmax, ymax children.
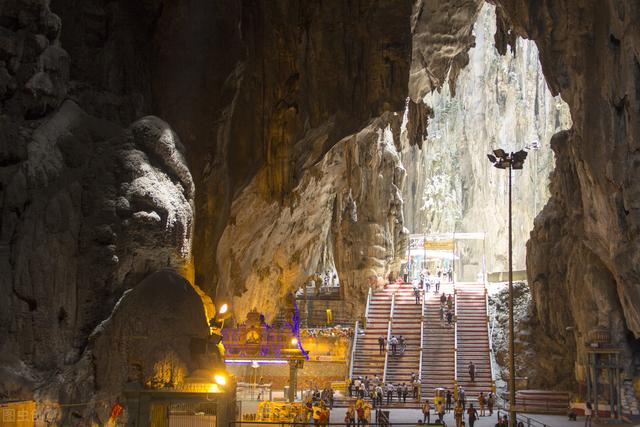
<box><xmin>214</xmin><ymin>374</ymin><xmax>227</xmax><ymax>386</ymax></box>
<box><xmin>291</xmin><ymin>338</ymin><xmax>298</xmax><ymax>346</ymax></box>
<box><xmin>218</xmin><ymin>303</ymin><xmax>228</xmax><ymax>315</ymax></box>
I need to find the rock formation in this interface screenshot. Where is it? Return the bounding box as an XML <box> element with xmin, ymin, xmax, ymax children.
<box><xmin>402</xmin><ymin>3</ymin><xmax>572</xmax><ymax>274</ymax></box>
<box><xmin>492</xmin><ymin>0</ymin><xmax>640</xmax><ymax>394</ymax></box>
<box><xmin>2</xmin><ymin>0</ymin><xmax>640</xmax><ymax>417</ymax></box>
<box><xmin>217</xmin><ymin>115</ymin><xmax>408</xmax><ymax>320</ymax></box>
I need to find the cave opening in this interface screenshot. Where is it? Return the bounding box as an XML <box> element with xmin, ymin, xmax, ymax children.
<box><xmin>3</xmin><ymin>0</ymin><xmax>640</xmax><ymax>424</ymax></box>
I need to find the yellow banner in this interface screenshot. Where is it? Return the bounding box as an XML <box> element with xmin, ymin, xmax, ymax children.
<box><xmin>423</xmin><ymin>240</ymin><xmax>454</xmax><ymax>250</ymax></box>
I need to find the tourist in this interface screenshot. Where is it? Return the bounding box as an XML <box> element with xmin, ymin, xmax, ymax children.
<box><xmin>459</xmin><ymin>387</ymin><xmax>466</xmax><ymax>410</ymax></box>
<box><xmin>378</xmin><ymin>335</ymin><xmax>386</xmax><ymax>355</ymax></box>
<box><xmin>478</xmin><ymin>392</ymin><xmax>485</xmax><ymax>416</ymax></box>
<box><xmin>422</xmin><ymin>399</ymin><xmax>431</xmax><ymax>424</ymax></box>
<box><xmin>403</xmin><ymin>266</ymin><xmax>409</xmax><ymax>283</ymax></box>
<box><xmin>468</xmin><ymin>361</ymin><xmax>476</xmax><ymax>383</ymax></box>
<box><xmin>467</xmin><ymin>403</ymin><xmax>478</xmax><ymax>427</ymax></box>
<box><xmin>437</xmin><ymin>400</ymin><xmax>445</xmax><ymax>423</ymax></box>
<box><xmin>487</xmin><ymin>392</ymin><xmax>494</xmax><ymax>415</ymax></box>
<box><xmin>412</xmin><ymin>378</ymin><xmax>420</xmax><ymax>399</ymax></box>
<box><xmin>447</xmin><ymin>294</ymin><xmax>453</xmax><ymax>310</ymax></box>
<box><xmin>356</xmin><ymin>400</ymin><xmax>365</xmax><ymax>427</ymax></box>
<box><xmin>438</xmin><ymin>269</ymin><xmax>442</xmax><ymax>278</ymax></box>
<box><xmin>448</xmin><ymin>268</ymin><xmax>453</xmax><ymax>282</ymax></box>
<box><xmin>363</xmin><ymin>402</ymin><xmax>372</xmax><ymax>426</ymax></box>
<box><xmin>373</xmin><ymin>374</ymin><xmax>380</xmax><ymax>386</ymax></box>
<box><xmin>446</xmin><ymin>389</ymin><xmax>453</xmax><ymax>412</ymax></box>
<box><xmin>402</xmin><ymin>383</ymin><xmax>409</xmax><ymax>402</ymax></box>
<box><xmin>414</xmin><ymin>286</ymin><xmax>421</xmax><ymax>304</ymax></box>
<box><xmin>446</xmin><ymin>309</ymin><xmax>453</xmax><ymax>326</ymax></box>
<box><xmin>386</xmin><ymin>383</ymin><xmax>394</xmax><ymax>404</ymax></box>
<box><xmin>345</xmin><ymin>404</ymin><xmax>356</xmax><ymax>427</ymax></box>
<box><xmin>328</xmin><ymin>386</ymin><xmax>334</xmax><ymax>409</ymax></box>
<box><xmin>399</xmin><ymin>335</ymin><xmax>406</xmax><ymax>354</ymax></box>
<box><xmin>375</xmin><ymin>384</ymin><xmax>383</xmax><ymax>406</ymax></box>
<box><xmin>585</xmin><ymin>401</ymin><xmax>593</xmax><ymax>427</ymax></box>
<box><xmin>425</xmin><ymin>276</ymin><xmax>431</xmax><ymax>292</ymax></box>
<box><xmin>435</xmin><ymin>276</ymin><xmax>441</xmax><ymax>292</ymax></box>
<box><xmin>397</xmin><ymin>383</ymin><xmax>403</xmax><ymax>402</ymax></box>
<box><xmin>454</xmin><ymin>401</ymin><xmax>464</xmax><ymax>427</ymax></box>
<box><xmin>390</xmin><ymin>335</ymin><xmax>398</xmax><ymax>355</ymax></box>
<box><xmin>439</xmin><ymin>305</ymin><xmax>445</xmax><ymax>325</ymax></box>
<box><xmin>440</xmin><ymin>293</ymin><xmax>447</xmax><ymax>305</ymax></box>
<box><xmin>312</xmin><ymin>401</ymin><xmax>322</xmax><ymax>425</ymax></box>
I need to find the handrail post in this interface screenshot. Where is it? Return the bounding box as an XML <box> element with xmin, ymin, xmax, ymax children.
<box><xmin>349</xmin><ymin>320</ymin><xmax>359</xmax><ymax>379</ymax></box>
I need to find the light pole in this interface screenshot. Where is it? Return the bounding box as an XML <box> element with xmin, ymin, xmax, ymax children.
<box><xmin>487</xmin><ymin>148</ymin><xmax>527</xmax><ymax>427</ymax></box>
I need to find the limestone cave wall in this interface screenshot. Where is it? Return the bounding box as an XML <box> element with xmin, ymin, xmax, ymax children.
<box><xmin>492</xmin><ymin>0</ymin><xmax>640</xmax><ymax>393</ymax></box>
<box><xmin>3</xmin><ymin>0</ymin><xmax>640</xmax><ymax>418</ymax></box>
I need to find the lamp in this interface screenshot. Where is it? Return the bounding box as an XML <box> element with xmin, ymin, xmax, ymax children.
<box><xmin>486</xmin><ymin>147</ymin><xmax>528</xmax><ymax>427</ymax></box>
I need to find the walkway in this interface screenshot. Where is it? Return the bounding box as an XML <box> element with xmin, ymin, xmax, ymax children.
<box><xmin>456</xmin><ymin>282</ymin><xmax>493</xmax><ymax>401</ymax></box>
<box><xmin>421</xmin><ymin>282</ymin><xmax>455</xmax><ymax>400</ymax></box>
<box><xmin>351</xmin><ymin>283</ymin><xmax>399</xmax><ymax>379</ymax></box>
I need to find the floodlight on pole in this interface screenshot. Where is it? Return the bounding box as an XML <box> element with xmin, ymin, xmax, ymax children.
<box><xmin>486</xmin><ymin>148</ymin><xmax>528</xmax><ymax>427</ymax></box>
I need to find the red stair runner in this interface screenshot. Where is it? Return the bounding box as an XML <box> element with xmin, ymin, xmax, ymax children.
<box><xmin>456</xmin><ymin>282</ymin><xmax>493</xmax><ymax>400</ymax></box>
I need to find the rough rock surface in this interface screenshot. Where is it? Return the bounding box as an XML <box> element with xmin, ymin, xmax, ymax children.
<box><xmin>402</xmin><ymin>3</ymin><xmax>571</xmax><ymax>273</ymax></box>
<box><xmin>0</xmin><ymin>100</ymin><xmax>194</xmax><ymax>376</ymax></box>
<box><xmin>10</xmin><ymin>269</ymin><xmax>213</xmax><ymax>425</ymax></box>
<box><xmin>491</xmin><ymin>0</ymin><xmax>640</xmax><ymax>394</ymax></box>
<box><xmin>217</xmin><ymin>115</ymin><xmax>408</xmax><ymax>320</ymax></box>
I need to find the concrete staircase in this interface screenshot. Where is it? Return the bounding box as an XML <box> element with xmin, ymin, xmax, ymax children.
<box><xmin>351</xmin><ymin>283</ymin><xmax>399</xmax><ymax>379</ymax></box>
<box><xmin>385</xmin><ymin>285</ymin><xmax>422</xmax><ymax>391</ymax></box>
<box><xmin>455</xmin><ymin>282</ymin><xmax>493</xmax><ymax>400</ymax></box>
<box><xmin>421</xmin><ymin>283</ymin><xmax>456</xmax><ymax>399</ymax></box>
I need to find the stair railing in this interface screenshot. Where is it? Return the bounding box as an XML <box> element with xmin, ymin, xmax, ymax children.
<box><xmin>495</xmin><ymin>394</ymin><xmax>551</xmax><ymax>427</ymax></box>
<box><xmin>485</xmin><ymin>286</ymin><xmax>496</xmax><ymax>390</ymax></box>
<box><xmin>418</xmin><ymin>288</ymin><xmax>426</xmax><ymax>381</ymax></box>
<box><xmin>348</xmin><ymin>319</ymin><xmax>359</xmax><ymax>379</ymax></box>
<box><xmin>383</xmin><ymin>292</ymin><xmax>395</xmax><ymax>383</ymax></box>
<box><xmin>454</xmin><ymin>287</ymin><xmax>458</xmax><ymax>383</ymax></box>
<box><xmin>364</xmin><ymin>286</ymin><xmax>372</xmax><ymax>328</ymax></box>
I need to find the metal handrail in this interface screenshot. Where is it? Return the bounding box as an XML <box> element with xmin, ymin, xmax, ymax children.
<box><xmin>364</xmin><ymin>286</ymin><xmax>372</xmax><ymax>327</ymax></box>
<box><xmin>485</xmin><ymin>287</ymin><xmax>496</xmax><ymax>388</ymax></box>
<box><xmin>348</xmin><ymin>320</ymin><xmax>359</xmax><ymax>379</ymax></box>
<box><xmin>454</xmin><ymin>287</ymin><xmax>458</xmax><ymax>383</ymax></box>
<box><xmin>383</xmin><ymin>292</ymin><xmax>395</xmax><ymax>383</ymax></box>
<box><xmin>418</xmin><ymin>289</ymin><xmax>426</xmax><ymax>381</ymax></box>
<box><xmin>494</xmin><ymin>394</ymin><xmax>551</xmax><ymax>427</ymax></box>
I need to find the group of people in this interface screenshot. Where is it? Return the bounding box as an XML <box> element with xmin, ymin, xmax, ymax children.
<box><xmin>437</xmin><ymin>292</ymin><xmax>455</xmax><ymax>327</ymax></box>
<box><xmin>298</xmin><ymin>383</ymin><xmax>335</xmax><ymax>425</ymax></box>
<box><xmin>403</xmin><ymin>266</ymin><xmax>453</xmax><ymax>286</ymax></box>
<box><xmin>420</xmin><ymin>386</ymin><xmax>497</xmax><ymax>427</ymax></box>
<box><xmin>378</xmin><ymin>335</ymin><xmax>407</xmax><ymax>356</ymax></box>
<box><xmin>347</xmin><ymin>375</ymin><xmax>422</xmax><ymax>406</ymax></box>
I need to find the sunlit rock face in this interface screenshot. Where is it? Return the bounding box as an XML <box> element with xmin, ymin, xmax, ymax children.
<box><xmin>493</xmin><ymin>0</ymin><xmax>640</xmax><ymax>392</ymax></box>
<box><xmin>217</xmin><ymin>115</ymin><xmax>408</xmax><ymax>320</ymax></box>
<box><xmin>402</xmin><ymin>3</ymin><xmax>571</xmax><ymax>273</ymax></box>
